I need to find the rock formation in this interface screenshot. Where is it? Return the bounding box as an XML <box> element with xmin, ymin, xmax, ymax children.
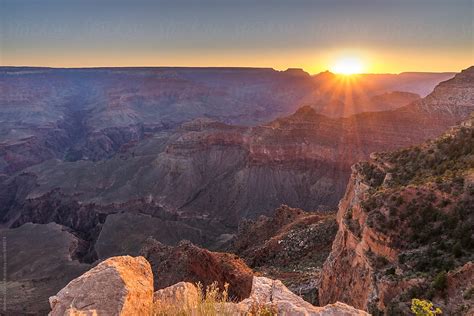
<box><xmin>49</xmin><ymin>256</ymin><xmax>369</xmax><ymax>315</ymax></box>
<box><xmin>140</xmin><ymin>238</ymin><xmax>254</xmax><ymax>300</ymax></box>
<box><xmin>0</xmin><ymin>67</ymin><xmax>454</xmax><ymax>175</ymax></box>
<box><xmin>230</xmin><ymin>205</ymin><xmax>337</xmax><ymax>304</ymax></box>
<box><xmin>153</xmin><ymin>281</ymin><xmax>200</xmax><ymax>311</ymax></box>
<box><xmin>319</xmin><ymin>115</ymin><xmax>474</xmax><ymax>314</ymax></box>
<box><xmin>153</xmin><ymin>276</ymin><xmax>370</xmax><ymax>316</ymax></box>
<box><xmin>237</xmin><ymin>277</ymin><xmax>369</xmax><ymax>316</ymax></box>
<box><xmin>49</xmin><ymin>256</ymin><xmax>153</xmax><ymax>316</ymax></box>
<box><xmin>2</xmin><ymin>68</ymin><xmax>470</xmax><ymax>232</ymax></box>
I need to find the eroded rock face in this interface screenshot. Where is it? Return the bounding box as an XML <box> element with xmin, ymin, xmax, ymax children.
<box><xmin>230</xmin><ymin>205</ymin><xmax>337</xmax><ymax>304</ymax></box>
<box><xmin>416</xmin><ymin>66</ymin><xmax>474</xmax><ymax>117</ymax></box>
<box><xmin>233</xmin><ymin>205</ymin><xmax>337</xmax><ymax>268</ymax></box>
<box><xmin>319</xmin><ymin>116</ymin><xmax>474</xmax><ymax>314</ymax></box>
<box><xmin>49</xmin><ymin>256</ymin><xmax>153</xmax><ymax>316</ymax></box>
<box><xmin>318</xmin><ymin>169</ymin><xmax>376</xmax><ymax>311</ymax></box>
<box><xmin>140</xmin><ymin>238</ymin><xmax>254</xmax><ymax>300</ymax></box>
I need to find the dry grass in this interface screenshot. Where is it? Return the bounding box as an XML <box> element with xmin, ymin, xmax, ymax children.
<box><xmin>153</xmin><ymin>281</ymin><xmax>277</xmax><ymax>316</ymax></box>
<box><xmin>153</xmin><ymin>282</ymin><xmax>232</xmax><ymax>316</ymax></box>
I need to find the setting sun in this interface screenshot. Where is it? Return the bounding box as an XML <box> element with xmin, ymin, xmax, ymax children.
<box><xmin>331</xmin><ymin>57</ymin><xmax>365</xmax><ymax>75</ymax></box>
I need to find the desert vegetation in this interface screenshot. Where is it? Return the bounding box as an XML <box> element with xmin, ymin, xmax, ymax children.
<box><xmin>341</xmin><ymin>118</ymin><xmax>474</xmax><ymax>315</ymax></box>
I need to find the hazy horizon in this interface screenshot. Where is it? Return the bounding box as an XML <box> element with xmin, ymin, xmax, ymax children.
<box><xmin>0</xmin><ymin>64</ymin><xmax>466</xmax><ymax>76</ymax></box>
<box><xmin>1</xmin><ymin>0</ymin><xmax>472</xmax><ymax>74</ymax></box>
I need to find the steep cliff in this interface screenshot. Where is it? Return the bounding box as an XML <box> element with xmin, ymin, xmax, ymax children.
<box><xmin>319</xmin><ymin>116</ymin><xmax>474</xmax><ymax>315</ymax></box>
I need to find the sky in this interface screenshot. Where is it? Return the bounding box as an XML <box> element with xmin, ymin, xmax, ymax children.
<box><xmin>1</xmin><ymin>0</ymin><xmax>473</xmax><ymax>74</ymax></box>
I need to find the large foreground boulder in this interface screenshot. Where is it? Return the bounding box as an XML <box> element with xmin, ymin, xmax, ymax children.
<box><xmin>49</xmin><ymin>256</ymin><xmax>153</xmax><ymax>316</ymax></box>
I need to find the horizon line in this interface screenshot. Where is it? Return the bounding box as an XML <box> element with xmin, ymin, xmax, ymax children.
<box><xmin>0</xmin><ymin>65</ymin><xmax>461</xmax><ymax>76</ymax></box>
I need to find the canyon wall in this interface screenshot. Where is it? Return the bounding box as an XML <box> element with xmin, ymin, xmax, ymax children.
<box><xmin>319</xmin><ymin>116</ymin><xmax>474</xmax><ymax>315</ymax></box>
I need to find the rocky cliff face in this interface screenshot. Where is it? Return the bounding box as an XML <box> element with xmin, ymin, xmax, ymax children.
<box><xmin>140</xmin><ymin>238</ymin><xmax>254</xmax><ymax>300</ymax></box>
<box><xmin>230</xmin><ymin>205</ymin><xmax>337</xmax><ymax>304</ymax></box>
<box><xmin>319</xmin><ymin>116</ymin><xmax>474</xmax><ymax>315</ymax></box>
<box><xmin>415</xmin><ymin>66</ymin><xmax>474</xmax><ymax>117</ymax></box>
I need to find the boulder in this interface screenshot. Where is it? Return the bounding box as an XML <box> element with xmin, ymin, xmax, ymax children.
<box><xmin>152</xmin><ymin>277</ymin><xmax>369</xmax><ymax>316</ymax></box>
<box><xmin>49</xmin><ymin>256</ymin><xmax>153</xmax><ymax>316</ymax></box>
<box><xmin>237</xmin><ymin>277</ymin><xmax>369</xmax><ymax>316</ymax></box>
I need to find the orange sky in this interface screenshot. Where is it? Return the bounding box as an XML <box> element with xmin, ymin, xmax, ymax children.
<box><xmin>2</xmin><ymin>0</ymin><xmax>473</xmax><ymax>74</ymax></box>
<box><xmin>6</xmin><ymin>47</ymin><xmax>471</xmax><ymax>75</ymax></box>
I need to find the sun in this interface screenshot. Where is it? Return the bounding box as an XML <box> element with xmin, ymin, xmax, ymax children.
<box><xmin>330</xmin><ymin>57</ymin><xmax>365</xmax><ymax>75</ymax></box>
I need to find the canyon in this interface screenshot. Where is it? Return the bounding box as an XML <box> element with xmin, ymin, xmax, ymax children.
<box><xmin>0</xmin><ymin>67</ymin><xmax>454</xmax><ymax>175</ymax></box>
<box><xmin>0</xmin><ymin>66</ymin><xmax>472</xmax><ymax>314</ymax></box>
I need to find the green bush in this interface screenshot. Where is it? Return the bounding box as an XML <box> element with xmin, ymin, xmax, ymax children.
<box><xmin>432</xmin><ymin>271</ymin><xmax>447</xmax><ymax>292</ymax></box>
<box><xmin>452</xmin><ymin>242</ymin><xmax>463</xmax><ymax>258</ymax></box>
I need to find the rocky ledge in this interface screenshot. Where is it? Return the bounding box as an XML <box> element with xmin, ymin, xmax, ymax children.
<box><xmin>49</xmin><ymin>255</ymin><xmax>368</xmax><ymax>315</ymax></box>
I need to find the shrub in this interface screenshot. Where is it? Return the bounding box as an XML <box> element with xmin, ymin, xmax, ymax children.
<box><xmin>385</xmin><ymin>267</ymin><xmax>396</xmax><ymax>276</ymax></box>
<box><xmin>432</xmin><ymin>271</ymin><xmax>448</xmax><ymax>292</ymax></box>
<box><xmin>247</xmin><ymin>302</ymin><xmax>278</xmax><ymax>316</ymax></box>
<box><xmin>410</xmin><ymin>299</ymin><xmax>442</xmax><ymax>316</ymax></box>
<box><xmin>153</xmin><ymin>281</ymin><xmax>232</xmax><ymax>316</ymax></box>
<box><xmin>452</xmin><ymin>242</ymin><xmax>463</xmax><ymax>258</ymax></box>
<box><xmin>463</xmin><ymin>286</ymin><xmax>474</xmax><ymax>300</ymax></box>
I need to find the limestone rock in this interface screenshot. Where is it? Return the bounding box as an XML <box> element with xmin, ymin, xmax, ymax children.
<box><xmin>153</xmin><ymin>281</ymin><xmax>199</xmax><ymax>309</ymax></box>
<box><xmin>237</xmin><ymin>277</ymin><xmax>369</xmax><ymax>316</ymax></box>
<box><xmin>49</xmin><ymin>256</ymin><xmax>153</xmax><ymax>316</ymax></box>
